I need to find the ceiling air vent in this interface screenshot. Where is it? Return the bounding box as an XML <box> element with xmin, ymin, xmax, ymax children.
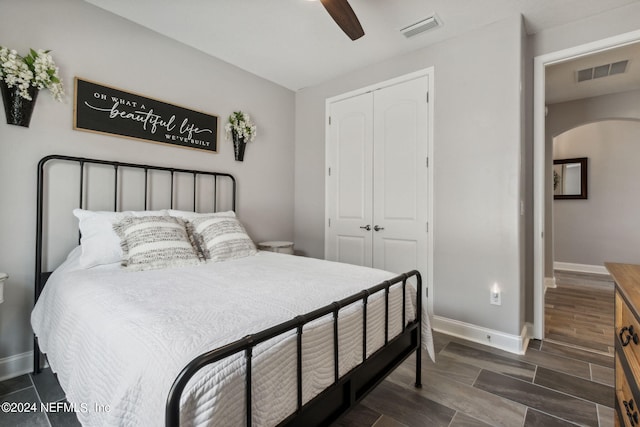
<box><xmin>577</xmin><ymin>60</ymin><xmax>629</xmax><ymax>82</ymax></box>
<box><xmin>401</xmin><ymin>14</ymin><xmax>441</xmax><ymax>38</ymax></box>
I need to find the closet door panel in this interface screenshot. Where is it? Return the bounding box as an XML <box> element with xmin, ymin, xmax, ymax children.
<box><xmin>380</xmin><ymin>101</ymin><xmax>418</xmax><ymax>220</ymax></box>
<box><xmin>336</xmin><ymin>236</ymin><xmax>368</xmax><ymax>267</ymax></box>
<box><xmin>380</xmin><ymin>238</ymin><xmax>418</xmax><ymax>278</ymax></box>
<box><xmin>372</xmin><ymin>76</ymin><xmax>428</xmax><ymax>275</ymax></box>
<box><xmin>326</xmin><ymin>92</ymin><xmax>374</xmax><ymax>267</ymax></box>
<box><xmin>337</xmin><ymin>113</ymin><xmax>368</xmax><ymax>219</ymax></box>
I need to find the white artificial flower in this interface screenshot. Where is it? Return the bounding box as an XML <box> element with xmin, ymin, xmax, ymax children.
<box><xmin>225</xmin><ymin>111</ymin><xmax>257</xmax><ymax>142</ymax></box>
<box><xmin>0</xmin><ymin>46</ymin><xmax>64</xmax><ymax>102</ymax></box>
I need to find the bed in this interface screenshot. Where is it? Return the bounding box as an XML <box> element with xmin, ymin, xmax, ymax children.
<box><xmin>31</xmin><ymin>154</ymin><xmax>433</xmax><ymax>426</ymax></box>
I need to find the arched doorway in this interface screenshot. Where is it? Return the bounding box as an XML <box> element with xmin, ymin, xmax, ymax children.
<box><xmin>545</xmin><ymin>119</ymin><xmax>640</xmax><ymax>352</ymax></box>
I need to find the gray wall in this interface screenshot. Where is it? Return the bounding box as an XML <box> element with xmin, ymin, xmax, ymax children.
<box><xmin>552</xmin><ymin>117</ymin><xmax>640</xmax><ymax>266</ymax></box>
<box><xmin>294</xmin><ymin>16</ymin><xmax>525</xmax><ymax>336</ymax></box>
<box><xmin>548</xmin><ymin>91</ymin><xmax>640</xmax><ymax>268</ymax></box>
<box><xmin>0</xmin><ymin>0</ymin><xmax>295</xmax><ymax>372</ymax></box>
<box><xmin>547</xmin><ymin>89</ymin><xmax>640</xmax><ymax>135</ymax></box>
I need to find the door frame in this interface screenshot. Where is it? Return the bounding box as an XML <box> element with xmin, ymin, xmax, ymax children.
<box><xmin>532</xmin><ymin>30</ymin><xmax>640</xmax><ymax>339</ymax></box>
<box><xmin>324</xmin><ymin>67</ymin><xmax>435</xmax><ymax>315</ymax></box>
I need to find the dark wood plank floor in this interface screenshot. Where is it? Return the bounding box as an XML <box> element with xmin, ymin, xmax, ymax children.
<box><xmin>545</xmin><ymin>271</ymin><xmax>614</xmax><ymax>355</ymax></box>
<box><xmin>334</xmin><ymin>332</ymin><xmax>614</xmax><ymax>427</ymax></box>
<box><xmin>335</xmin><ymin>270</ymin><xmax>616</xmax><ymax>427</ymax></box>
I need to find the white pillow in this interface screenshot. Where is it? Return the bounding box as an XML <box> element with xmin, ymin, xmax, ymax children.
<box><xmin>168</xmin><ymin>209</ymin><xmax>236</xmax><ymax>220</ymax></box>
<box><xmin>73</xmin><ymin>209</ymin><xmax>169</xmax><ymax>268</ymax></box>
<box><xmin>113</xmin><ymin>216</ymin><xmax>202</xmax><ymax>271</ymax></box>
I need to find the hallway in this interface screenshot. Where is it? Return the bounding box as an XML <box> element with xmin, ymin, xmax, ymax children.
<box><xmin>544</xmin><ymin>271</ymin><xmax>615</xmax><ymax>355</ymax></box>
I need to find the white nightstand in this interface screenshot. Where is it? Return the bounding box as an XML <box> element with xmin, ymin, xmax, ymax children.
<box><xmin>257</xmin><ymin>241</ymin><xmax>294</xmax><ymax>255</ymax></box>
<box><xmin>0</xmin><ymin>273</ymin><xmax>7</xmax><ymax>304</ymax></box>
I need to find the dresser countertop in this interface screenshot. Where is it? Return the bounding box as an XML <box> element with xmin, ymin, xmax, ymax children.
<box><xmin>606</xmin><ymin>263</ymin><xmax>640</xmax><ymax>315</ymax></box>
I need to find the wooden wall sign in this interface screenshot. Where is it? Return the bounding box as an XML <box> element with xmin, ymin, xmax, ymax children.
<box><xmin>73</xmin><ymin>78</ymin><xmax>218</xmax><ymax>152</ymax></box>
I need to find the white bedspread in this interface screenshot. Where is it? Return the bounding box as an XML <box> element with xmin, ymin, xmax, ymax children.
<box><xmin>31</xmin><ymin>250</ymin><xmax>433</xmax><ymax>426</ymax></box>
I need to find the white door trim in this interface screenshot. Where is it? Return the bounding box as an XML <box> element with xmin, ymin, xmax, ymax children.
<box><xmin>326</xmin><ymin>69</ymin><xmax>433</xmax><ymax>104</ymax></box>
<box><xmin>325</xmin><ymin>67</ymin><xmax>435</xmax><ymax>315</ymax></box>
<box><xmin>532</xmin><ymin>30</ymin><xmax>640</xmax><ymax>339</ymax></box>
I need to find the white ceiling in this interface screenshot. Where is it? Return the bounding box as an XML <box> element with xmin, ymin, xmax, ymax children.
<box><xmin>85</xmin><ymin>0</ymin><xmax>640</xmax><ymax>91</ymax></box>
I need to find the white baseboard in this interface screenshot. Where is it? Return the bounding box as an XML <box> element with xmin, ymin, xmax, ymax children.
<box><xmin>0</xmin><ymin>351</ymin><xmax>33</xmax><ymax>381</ymax></box>
<box><xmin>432</xmin><ymin>315</ymin><xmax>529</xmax><ymax>355</ymax></box>
<box><xmin>554</xmin><ymin>262</ymin><xmax>609</xmax><ymax>275</ymax></box>
<box><xmin>544</xmin><ymin>277</ymin><xmax>556</xmax><ymax>294</ymax></box>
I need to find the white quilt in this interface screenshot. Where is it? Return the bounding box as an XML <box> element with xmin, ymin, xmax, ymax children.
<box><xmin>31</xmin><ymin>250</ymin><xmax>433</xmax><ymax>426</ymax></box>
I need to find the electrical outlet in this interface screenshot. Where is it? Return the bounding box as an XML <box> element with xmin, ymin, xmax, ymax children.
<box><xmin>490</xmin><ymin>288</ymin><xmax>501</xmax><ymax>305</ymax></box>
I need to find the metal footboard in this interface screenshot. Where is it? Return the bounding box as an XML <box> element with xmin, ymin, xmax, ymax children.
<box><xmin>166</xmin><ymin>271</ymin><xmax>422</xmax><ymax>427</ymax></box>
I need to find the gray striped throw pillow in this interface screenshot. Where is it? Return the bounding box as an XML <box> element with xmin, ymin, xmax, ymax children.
<box><xmin>188</xmin><ymin>216</ymin><xmax>257</xmax><ymax>262</ymax></box>
<box><xmin>113</xmin><ymin>216</ymin><xmax>202</xmax><ymax>271</ymax></box>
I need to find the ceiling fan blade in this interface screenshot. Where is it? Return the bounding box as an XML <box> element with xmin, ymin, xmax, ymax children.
<box><xmin>319</xmin><ymin>0</ymin><xmax>365</xmax><ymax>41</ymax></box>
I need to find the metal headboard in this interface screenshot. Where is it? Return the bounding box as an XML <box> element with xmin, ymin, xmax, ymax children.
<box><xmin>34</xmin><ymin>154</ymin><xmax>236</xmax><ymax>372</ymax></box>
<box><xmin>35</xmin><ymin>154</ymin><xmax>237</xmax><ymax>295</ymax></box>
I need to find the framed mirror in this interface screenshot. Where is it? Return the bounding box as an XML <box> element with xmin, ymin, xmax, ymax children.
<box><xmin>553</xmin><ymin>157</ymin><xmax>588</xmax><ymax>200</ymax></box>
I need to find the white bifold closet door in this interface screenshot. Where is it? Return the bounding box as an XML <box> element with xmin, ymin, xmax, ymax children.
<box><xmin>326</xmin><ymin>75</ymin><xmax>428</xmax><ymax>276</ymax></box>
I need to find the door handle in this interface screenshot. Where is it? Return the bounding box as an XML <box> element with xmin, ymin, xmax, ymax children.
<box><xmin>374</xmin><ymin>225</ymin><xmax>384</xmax><ymax>232</ymax></box>
<box><xmin>360</xmin><ymin>225</ymin><xmax>371</xmax><ymax>231</ymax></box>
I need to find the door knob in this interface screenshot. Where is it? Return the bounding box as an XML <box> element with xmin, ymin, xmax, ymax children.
<box><xmin>360</xmin><ymin>225</ymin><xmax>371</xmax><ymax>231</ymax></box>
<box><xmin>374</xmin><ymin>225</ymin><xmax>384</xmax><ymax>231</ymax></box>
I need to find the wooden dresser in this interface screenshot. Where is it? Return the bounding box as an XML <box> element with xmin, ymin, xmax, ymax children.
<box><xmin>607</xmin><ymin>262</ymin><xmax>640</xmax><ymax>427</ymax></box>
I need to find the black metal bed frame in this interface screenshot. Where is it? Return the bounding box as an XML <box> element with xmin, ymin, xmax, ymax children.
<box><xmin>33</xmin><ymin>154</ymin><xmax>423</xmax><ymax>427</ymax></box>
